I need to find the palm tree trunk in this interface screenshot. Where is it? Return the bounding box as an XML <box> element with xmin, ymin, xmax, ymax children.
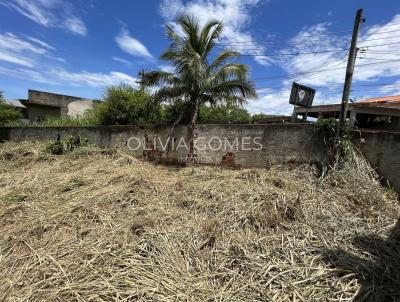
<box><xmin>186</xmin><ymin>98</ymin><xmax>199</xmax><ymax>164</ymax></box>
<box><xmin>166</xmin><ymin>110</ymin><xmax>184</xmax><ymax>157</ymax></box>
<box><xmin>189</xmin><ymin>99</ymin><xmax>199</xmax><ymax>132</ymax></box>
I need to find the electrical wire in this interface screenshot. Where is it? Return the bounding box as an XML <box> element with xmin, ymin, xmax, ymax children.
<box><xmin>253</xmin><ymin>58</ymin><xmax>400</xmax><ymax>81</ymax></box>
<box><xmin>241</xmin><ymin>48</ymin><xmax>348</xmax><ymax>57</ymax></box>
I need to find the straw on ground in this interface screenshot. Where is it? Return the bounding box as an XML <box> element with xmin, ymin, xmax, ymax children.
<box><xmin>0</xmin><ymin>141</ymin><xmax>399</xmax><ymax>301</ymax></box>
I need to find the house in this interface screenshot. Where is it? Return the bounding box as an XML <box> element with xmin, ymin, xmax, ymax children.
<box><xmin>14</xmin><ymin>90</ymin><xmax>98</xmax><ymax>122</ymax></box>
<box><xmin>350</xmin><ymin>95</ymin><xmax>400</xmax><ymax>130</ymax></box>
<box><xmin>293</xmin><ymin>95</ymin><xmax>400</xmax><ymax>131</ymax></box>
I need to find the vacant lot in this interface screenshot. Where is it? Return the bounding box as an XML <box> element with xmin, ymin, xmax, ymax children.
<box><xmin>0</xmin><ymin>142</ymin><xmax>399</xmax><ymax>301</ymax></box>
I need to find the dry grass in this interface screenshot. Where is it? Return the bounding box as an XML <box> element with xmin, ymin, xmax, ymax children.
<box><xmin>0</xmin><ymin>141</ymin><xmax>399</xmax><ymax>301</ymax></box>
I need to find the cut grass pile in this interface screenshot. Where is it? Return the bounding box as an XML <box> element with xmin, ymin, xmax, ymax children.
<box><xmin>0</xmin><ymin>141</ymin><xmax>399</xmax><ymax>301</ymax></box>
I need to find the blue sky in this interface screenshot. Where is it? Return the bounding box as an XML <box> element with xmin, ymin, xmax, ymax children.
<box><xmin>1</xmin><ymin>0</ymin><xmax>400</xmax><ymax>114</ymax></box>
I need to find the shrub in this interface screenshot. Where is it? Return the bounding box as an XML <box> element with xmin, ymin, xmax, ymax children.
<box><xmin>251</xmin><ymin>113</ymin><xmax>276</xmax><ymax>124</ymax></box>
<box><xmin>198</xmin><ymin>105</ymin><xmax>251</xmax><ymax>124</ymax></box>
<box><xmin>96</xmin><ymin>84</ymin><xmax>163</xmax><ymax>125</ymax></box>
<box><xmin>315</xmin><ymin>118</ymin><xmax>337</xmax><ymax>132</ymax></box>
<box><xmin>45</xmin><ymin>135</ymin><xmax>88</xmax><ymax>155</ymax></box>
<box><xmin>0</xmin><ymin>91</ymin><xmax>22</xmax><ymax>125</ymax></box>
<box><xmin>161</xmin><ymin>101</ymin><xmax>191</xmax><ymax>125</ymax></box>
<box><xmin>46</xmin><ymin>140</ymin><xmax>64</xmax><ymax>155</ymax></box>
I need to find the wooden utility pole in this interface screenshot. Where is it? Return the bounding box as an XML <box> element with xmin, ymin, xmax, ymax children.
<box><xmin>337</xmin><ymin>9</ymin><xmax>364</xmax><ymax>138</ymax></box>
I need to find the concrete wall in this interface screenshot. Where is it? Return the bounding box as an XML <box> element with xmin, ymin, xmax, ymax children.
<box><xmin>28</xmin><ymin>90</ymin><xmax>82</xmax><ymax>108</ymax></box>
<box><xmin>67</xmin><ymin>99</ymin><xmax>97</xmax><ymax>118</ymax></box>
<box><xmin>27</xmin><ymin>90</ymin><xmax>96</xmax><ymax>121</ymax></box>
<box><xmin>27</xmin><ymin>104</ymin><xmax>61</xmax><ymax>121</ymax></box>
<box><xmin>1</xmin><ymin>125</ymin><xmax>398</xmax><ymax>191</ymax></box>
<box><xmin>352</xmin><ymin>130</ymin><xmax>400</xmax><ymax>191</ymax></box>
<box><xmin>0</xmin><ymin>124</ymin><xmax>331</xmax><ymax>167</ymax></box>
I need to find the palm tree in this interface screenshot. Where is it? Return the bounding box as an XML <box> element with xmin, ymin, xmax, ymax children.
<box><xmin>138</xmin><ymin>14</ymin><xmax>257</xmax><ymax>159</ymax></box>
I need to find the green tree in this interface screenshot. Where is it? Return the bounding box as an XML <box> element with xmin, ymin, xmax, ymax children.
<box><xmin>0</xmin><ymin>91</ymin><xmax>22</xmax><ymax>125</ymax></box>
<box><xmin>138</xmin><ymin>14</ymin><xmax>257</xmax><ymax>153</ymax></box>
<box><xmin>96</xmin><ymin>84</ymin><xmax>162</xmax><ymax>125</ymax></box>
<box><xmin>251</xmin><ymin>113</ymin><xmax>276</xmax><ymax>123</ymax></box>
<box><xmin>199</xmin><ymin>105</ymin><xmax>251</xmax><ymax>123</ymax></box>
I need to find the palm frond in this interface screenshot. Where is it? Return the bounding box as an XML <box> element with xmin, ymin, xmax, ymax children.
<box><xmin>205</xmin><ymin>94</ymin><xmax>248</xmax><ymax>107</ymax></box>
<box><xmin>138</xmin><ymin>70</ymin><xmax>179</xmax><ymax>87</ymax></box>
<box><xmin>165</xmin><ymin>24</ymin><xmax>182</xmax><ymax>46</ymax></box>
<box><xmin>208</xmin><ymin>63</ymin><xmax>249</xmax><ymax>84</ymax></box>
<box><xmin>177</xmin><ymin>14</ymin><xmax>201</xmax><ymax>51</ymax></box>
<box><xmin>139</xmin><ymin>14</ymin><xmax>258</xmax><ymax>126</ymax></box>
<box><xmin>205</xmin><ymin>79</ymin><xmax>258</xmax><ymax>100</ymax></box>
<box><xmin>209</xmin><ymin>50</ymin><xmax>240</xmax><ymax>71</ymax></box>
<box><xmin>153</xmin><ymin>86</ymin><xmax>187</xmax><ymax>102</ymax></box>
<box><xmin>199</xmin><ymin>20</ymin><xmax>221</xmax><ymax>57</ymax></box>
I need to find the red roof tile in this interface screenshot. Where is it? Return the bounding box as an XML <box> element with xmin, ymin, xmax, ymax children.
<box><xmin>358</xmin><ymin>95</ymin><xmax>400</xmax><ymax>103</ymax></box>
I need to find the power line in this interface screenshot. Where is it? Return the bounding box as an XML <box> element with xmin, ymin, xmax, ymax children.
<box><xmin>360</xmin><ymin>35</ymin><xmax>400</xmax><ymax>43</ymax></box>
<box><xmin>357</xmin><ymin>41</ymin><xmax>400</xmax><ymax>48</ymax></box>
<box><xmin>241</xmin><ymin>48</ymin><xmax>348</xmax><ymax>57</ymax></box>
<box><xmin>290</xmin><ymin>55</ymin><xmax>348</xmax><ymax>82</ymax></box>
<box><xmin>253</xmin><ymin>58</ymin><xmax>400</xmax><ymax>81</ymax></box>
<box><xmin>236</xmin><ymin>40</ymin><xmax>400</xmax><ymax>55</ymax></box>
<box><xmin>362</xmin><ymin>29</ymin><xmax>400</xmax><ymax>35</ymax></box>
<box><xmin>362</xmin><ymin>51</ymin><xmax>400</xmax><ymax>55</ymax></box>
<box><xmin>235</xmin><ymin>42</ymin><xmax>400</xmax><ymax>58</ymax></box>
<box><xmin>254</xmin><ymin>83</ymin><xmax>400</xmax><ymax>94</ymax></box>
<box><xmin>217</xmin><ymin>30</ymin><xmax>400</xmax><ymax>50</ymax></box>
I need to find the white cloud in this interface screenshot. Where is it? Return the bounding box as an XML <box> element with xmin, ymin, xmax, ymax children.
<box><xmin>277</xmin><ymin>15</ymin><xmax>400</xmax><ymax>87</ymax></box>
<box><xmin>159</xmin><ymin>0</ymin><xmax>271</xmax><ymax>66</ymax></box>
<box><xmin>276</xmin><ymin>22</ymin><xmax>349</xmax><ymax>87</ymax></box>
<box><xmin>0</xmin><ymin>32</ymin><xmax>49</xmax><ymax>55</ymax></box>
<box><xmin>247</xmin><ymin>88</ymin><xmax>292</xmax><ymax>115</ymax></box>
<box><xmin>63</xmin><ymin>16</ymin><xmax>87</xmax><ymax>36</ymax></box>
<box><xmin>0</xmin><ymin>52</ymin><xmax>35</xmax><ymax>67</ymax></box>
<box><xmin>250</xmin><ymin>14</ymin><xmax>400</xmax><ymax>114</ymax></box>
<box><xmin>49</xmin><ymin>69</ymin><xmax>137</xmax><ymax>87</ymax></box>
<box><xmin>0</xmin><ymin>64</ymin><xmax>138</xmax><ymax>88</ymax></box>
<box><xmin>0</xmin><ymin>32</ymin><xmax>54</xmax><ymax>67</ymax></box>
<box><xmin>113</xmin><ymin>57</ymin><xmax>132</xmax><ymax>67</ymax></box>
<box><xmin>379</xmin><ymin>80</ymin><xmax>400</xmax><ymax>95</ymax></box>
<box><xmin>115</xmin><ymin>28</ymin><xmax>153</xmax><ymax>59</ymax></box>
<box><xmin>354</xmin><ymin>15</ymin><xmax>400</xmax><ymax>81</ymax></box>
<box><xmin>0</xmin><ymin>66</ymin><xmax>58</xmax><ymax>84</ymax></box>
<box><xmin>26</xmin><ymin>36</ymin><xmax>55</xmax><ymax>50</ymax></box>
<box><xmin>2</xmin><ymin>0</ymin><xmax>87</xmax><ymax>35</ymax></box>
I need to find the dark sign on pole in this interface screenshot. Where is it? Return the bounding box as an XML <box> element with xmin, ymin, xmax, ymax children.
<box><xmin>289</xmin><ymin>82</ymin><xmax>316</xmax><ymax>108</ymax></box>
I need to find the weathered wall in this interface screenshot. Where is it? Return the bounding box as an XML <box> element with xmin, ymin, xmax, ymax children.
<box><xmin>1</xmin><ymin>125</ymin><xmax>398</xmax><ymax>191</ymax></box>
<box><xmin>194</xmin><ymin>124</ymin><xmax>329</xmax><ymax>166</ymax></box>
<box><xmin>24</xmin><ymin>90</ymin><xmax>96</xmax><ymax>121</ymax></box>
<box><xmin>0</xmin><ymin>124</ymin><xmax>331</xmax><ymax>167</ymax></box>
<box><xmin>28</xmin><ymin>90</ymin><xmax>82</xmax><ymax>108</ymax></box>
<box><xmin>67</xmin><ymin>100</ymin><xmax>97</xmax><ymax>117</ymax></box>
<box><xmin>27</xmin><ymin>104</ymin><xmax>61</xmax><ymax>121</ymax></box>
<box><xmin>352</xmin><ymin>130</ymin><xmax>400</xmax><ymax>192</ymax></box>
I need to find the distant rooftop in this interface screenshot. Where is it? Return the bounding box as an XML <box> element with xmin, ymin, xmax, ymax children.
<box><xmin>5</xmin><ymin>100</ymin><xmax>26</xmax><ymax>108</ymax></box>
<box><xmin>358</xmin><ymin>95</ymin><xmax>400</xmax><ymax>104</ymax></box>
<box><xmin>354</xmin><ymin>95</ymin><xmax>400</xmax><ymax>109</ymax></box>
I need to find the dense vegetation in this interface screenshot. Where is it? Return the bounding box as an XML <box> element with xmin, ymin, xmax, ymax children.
<box><xmin>2</xmin><ymin>85</ymin><xmax>278</xmax><ymax>127</ymax></box>
<box><xmin>0</xmin><ymin>91</ymin><xmax>21</xmax><ymax>125</ymax></box>
<box><xmin>95</xmin><ymin>84</ymin><xmax>162</xmax><ymax>126</ymax></box>
<box><xmin>199</xmin><ymin>105</ymin><xmax>251</xmax><ymax>123</ymax></box>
